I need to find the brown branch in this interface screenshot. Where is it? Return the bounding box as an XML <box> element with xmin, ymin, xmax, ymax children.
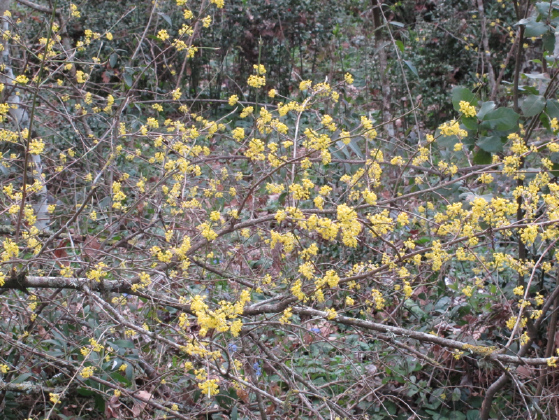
<box><xmin>3</xmin><ymin>275</ymin><xmax>557</xmax><ymax>367</ymax></box>
<box><xmin>0</xmin><ymin>330</ymin><xmax>192</xmax><ymax>419</ymax></box>
<box><xmin>0</xmin><ymin>379</ymin><xmax>64</xmax><ymax>394</ymax></box>
<box><xmin>15</xmin><ymin>0</ymin><xmax>60</xmax><ymax>14</ymax></box>
<box><xmin>292</xmin><ymin>306</ymin><xmax>555</xmax><ymax>366</ymax></box>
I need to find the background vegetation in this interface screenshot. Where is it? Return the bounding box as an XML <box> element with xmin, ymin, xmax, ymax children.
<box><xmin>1</xmin><ymin>0</ymin><xmax>559</xmax><ymax>419</ymax></box>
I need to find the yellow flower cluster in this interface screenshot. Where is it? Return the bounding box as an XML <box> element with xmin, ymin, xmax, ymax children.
<box><xmin>337</xmin><ymin>204</ymin><xmax>361</xmax><ymax>247</ymax></box>
<box><xmin>459</xmin><ymin>101</ymin><xmax>476</xmax><ymax>118</ymax></box>
<box><xmin>279</xmin><ymin>307</ymin><xmax>293</xmax><ymax>324</ymax></box>
<box><xmin>189</xmin><ymin>290</ymin><xmax>250</xmax><ymax>337</ymax></box>
<box><xmin>80</xmin><ymin>366</ymin><xmax>96</xmax><ymax>379</ymax></box>
<box><xmin>2</xmin><ymin>238</ymin><xmax>19</xmax><ymax>262</ymax></box>
<box><xmin>198</xmin><ymin>222</ymin><xmax>218</xmax><ymax>241</ymax></box>
<box><xmin>438</xmin><ymin>120</ymin><xmax>467</xmax><ymax>138</ymax></box>
<box><xmin>198</xmin><ymin>379</ymin><xmax>219</xmax><ymax>397</ymax></box>
<box><xmin>86</xmin><ymin>262</ymin><xmax>108</xmax><ymax>282</ymax></box>
<box><xmin>244</xmin><ymin>138</ymin><xmax>265</xmax><ymax>160</ymax></box>
<box><xmin>29</xmin><ymin>138</ymin><xmax>45</xmax><ymax>155</ymax></box>
<box><xmin>247</xmin><ymin>74</ymin><xmax>266</xmax><ymax>89</ymax></box>
<box><xmin>112</xmin><ymin>181</ymin><xmax>126</xmax><ymax>209</ymax></box>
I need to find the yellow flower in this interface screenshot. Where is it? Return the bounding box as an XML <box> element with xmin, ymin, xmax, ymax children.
<box><xmin>80</xmin><ymin>366</ymin><xmax>96</xmax><ymax>379</ymax></box>
<box><xmin>253</xmin><ymin>64</ymin><xmax>266</xmax><ymax>75</ymax></box>
<box><xmin>202</xmin><ymin>15</ymin><xmax>212</xmax><ymax>28</ymax></box>
<box><xmin>76</xmin><ymin>70</ymin><xmax>87</xmax><ymax>83</ymax></box>
<box><xmin>247</xmin><ymin>74</ymin><xmax>266</xmax><ymax>89</ymax></box>
<box><xmin>344</xmin><ymin>73</ymin><xmax>354</xmax><ymax>84</ymax></box>
<box><xmin>29</xmin><ymin>139</ymin><xmax>45</xmax><ymax>155</ymax></box>
<box><xmin>15</xmin><ymin>75</ymin><xmax>29</xmax><ymax>84</ymax></box>
<box><xmin>229</xmin><ymin>95</ymin><xmax>239</xmax><ymax>106</ymax></box>
<box><xmin>70</xmin><ymin>4</ymin><xmax>81</xmax><ymax>18</ymax></box>
<box><xmin>459</xmin><ymin>101</ymin><xmax>476</xmax><ymax>118</ymax></box>
<box><xmin>300</xmin><ymin>80</ymin><xmax>312</xmax><ymax>91</ymax></box>
<box><xmin>325</xmin><ymin>308</ymin><xmax>337</xmax><ymax>320</ymax></box>
<box><xmin>198</xmin><ymin>379</ymin><xmax>219</xmax><ymax>397</ymax></box>
<box><xmin>157</xmin><ymin>30</ymin><xmax>170</xmax><ymax>41</ymax></box>
<box><xmin>279</xmin><ymin>307</ymin><xmax>293</xmax><ymax>324</ymax></box>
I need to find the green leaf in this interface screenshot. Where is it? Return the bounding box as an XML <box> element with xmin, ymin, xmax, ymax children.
<box><xmin>451</xmin><ymin>388</ymin><xmax>461</xmax><ymax>401</ymax></box>
<box><xmin>467</xmin><ymin>410</ymin><xmax>481</xmax><ymax>420</ymax></box>
<box><xmin>521</xmin><ymin>94</ymin><xmax>546</xmax><ymax>117</ymax></box>
<box><xmin>347</xmin><ymin>138</ymin><xmax>364</xmax><ymax>158</ymax></box>
<box><xmin>110</xmin><ymin>371</ymin><xmax>132</xmax><ymax>387</ymax></box>
<box><xmin>480</xmin><ymin>107</ymin><xmax>519</xmax><ymax>131</ymax></box>
<box><xmin>110</xmin><ymin>340</ymin><xmax>136</xmax><ymax>349</ymax></box>
<box><xmin>123</xmin><ymin>72</ymin><xmax>133</xmax><ymax>88</ymax></box>
<box><xmin>473</xmin><ymin>149</ymin><xmax>492</xmax><ymax>164</ymax></box>
<box><xmin>476</xmin><ymin>101</ymin><xmax>495</xmax><ymax>120</ymax></box>
<box><xmin>158</xmin><ymin>13</ymin><xmax>172</xmax><ymax>27</ymax></box>
<box><xmin>452</xmin><ymin>86</ymin><xmax>478</xmax><ymax>111</ymax></box>
<box><xmin>436</xmin><ymin>133</ymin><xmax>460</xmax><ymax>149</ymax></box>
<box><xmin>477</xmin><ymin>136</ymin><xmax>503</xmax><ymax>153</ymax></box>
<box><xmin>13</xmin><ymin>373</ymin><xmax>33</xmax><ymax>384</ymax></box>
<box><xmin>109</xmin><ymin>53</ymin><xmax>118</xmax><ymax>68</ymax></box>
<box><xmin>535</xmin><ymin>2</ymin><xmax>551</xmax><ymax>15</ymax></box>
<box><xmin>462</xmin><ymin>116</ymin><xmax>478</xmax><ymax>130</ymax></box>
<box><xmin>517</xmin><ymin>18</ymin><xmax>549</xmax><ymax>37</ymax></box>
<box><xmin>543</xmin><ymin>32</ymin><xmax>556</xmax><ymax>53</ymax></box>
<box><xmin>94</xmin><ymin>393</ymin><xmax>106</xmax><ymax>413</ymax></box>
<box><xmin>77</xmin><ymin>388</ymin><xmax>95</xmax><ymax>397</ymax></box>
<box><xmin>404</xmin><ymin>60</ymin><xmax>418</xmax><ymax>77</ymax></box>
<box><xmin>395</xmin><ymin>40</ymin><xmax>405</xmax><ymax>52</ymax></box>
<box><xmin>547</xmin><ymin>99</ymin><xmax>559</xmax><ymax>119</ymax></box>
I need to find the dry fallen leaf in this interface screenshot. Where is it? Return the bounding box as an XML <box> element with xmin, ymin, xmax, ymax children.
<box><xmin>131</xmin><ymin>390</ymin><xmax>152</xmax><ymax>417</ymax></box>
<box><xmin>83</xmin><ymin>235</ymin><xmax>102</xmax><ymax>260</ymax></box>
